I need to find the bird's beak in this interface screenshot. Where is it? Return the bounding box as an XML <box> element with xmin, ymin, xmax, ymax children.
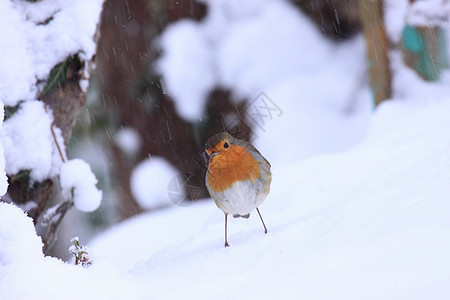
<box><xmin>205</xmin><ymin>149</ymin><xmax>218</xmax><ymax>158</ymax></box>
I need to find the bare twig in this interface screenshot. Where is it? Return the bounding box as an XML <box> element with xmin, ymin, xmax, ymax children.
<box><xmin>51</xmin><ymin>124</ymin><xmax>66</xmax><ymax>164</ymax></box>
<box><xmin>42</xmin><ymin>199</ymin><xmax>74</xmax><ymax>253</ymax></box>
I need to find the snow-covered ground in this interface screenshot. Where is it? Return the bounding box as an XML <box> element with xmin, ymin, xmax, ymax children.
<box><xmin>2</xmin><ymin>95</ymin><xmax>450</xmax><ymax>299</ymax></box>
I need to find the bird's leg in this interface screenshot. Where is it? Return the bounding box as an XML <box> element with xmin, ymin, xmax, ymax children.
<box><xmin>224</xmin><ymin>213</ymin><xmax>230</xmax><ymax>247</ymax></box>
<box><xmin>256</xmin><ymin>207</ymin><xmax>268</xmax><ymax>234</ymax></box>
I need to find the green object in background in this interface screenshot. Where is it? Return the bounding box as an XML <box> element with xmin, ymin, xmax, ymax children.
<box><xmin>402</xmin><ymin>25</ymin><xmax>423</xmax><ymax>53</ymax></box>
<box><xmin>402</xmin><ymin>25</ymin><xmax>448</xmax><ymax>81</ymax></box>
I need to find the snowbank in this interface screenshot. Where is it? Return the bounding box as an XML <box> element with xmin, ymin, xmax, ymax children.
<box><xmin>0</xmin><ymin>202</ymin><xmax>144</xmax><ymax>300</ymax></box>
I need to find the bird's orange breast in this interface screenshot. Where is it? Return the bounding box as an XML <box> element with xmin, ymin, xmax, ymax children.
<box><xmin>206</xmin><ymin>144</ymin><xmax>261</xmax><ymax>193</ymax></box>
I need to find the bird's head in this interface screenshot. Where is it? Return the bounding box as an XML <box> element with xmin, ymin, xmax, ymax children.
<box><xmin>204</xmin><ymin>132</ymin><xmax>233</xmax><ymax>159</ymax></box>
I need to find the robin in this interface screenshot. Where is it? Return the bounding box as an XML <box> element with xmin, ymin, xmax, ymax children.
<box><xmin>205</xmin><ymin>132</ymin><xmax>272</xmax><ymax>247</ymax></box>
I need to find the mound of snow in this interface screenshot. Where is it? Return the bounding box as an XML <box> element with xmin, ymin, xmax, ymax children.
<box><xmin>0</xmin><ymin>202</ymin><xmax>145</xmax><ymax>300</ymax></box>
<box><xmin>60</xmin><ymin>159</ymin><xmax>102</xmax><ymax>212</ymax></box>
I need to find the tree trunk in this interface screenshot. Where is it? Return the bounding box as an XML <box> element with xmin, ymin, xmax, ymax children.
<box><xmin>359</xmin><ymin>0</ymin><xmax>392</xmax><ymax>106</ymax></box>
<box><xmin>293</xmin><ymin>0</ymin><xmax>361</xmax><ymax>40</ymax></box>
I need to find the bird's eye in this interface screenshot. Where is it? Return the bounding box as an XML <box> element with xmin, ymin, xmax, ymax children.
<box><xmin>223</xmin><ymin>142</ymin><xmax>229</xmax><ymax>148</ymax></box>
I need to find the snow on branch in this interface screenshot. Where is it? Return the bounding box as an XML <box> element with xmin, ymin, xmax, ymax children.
<box><xmin>1</xmin><ymin>101</ymin><xmax>63</xmax><ymax>182</ymax></box>
<box><xmin>0</xmin><ymin>0</ymin><xmax>103</xmax><ymax>106</ymax></box>
<box><xmin>60</xmin><ymin>159</ymin><xmax>102</xmax><ymax>213</ymax></box>
<box><xmin>408</xmin><ymin>0</ymin><xmax>450</xmax><ymax>26</ymax></box>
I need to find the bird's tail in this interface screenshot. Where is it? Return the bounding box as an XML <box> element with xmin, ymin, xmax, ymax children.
<box><xmin>233</xmin><ymin>213</ymin><xmax>250</xmax><ymax>218</ymax></box>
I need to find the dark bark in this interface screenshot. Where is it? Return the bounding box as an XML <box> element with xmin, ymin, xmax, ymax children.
<box><xmin>41</xmin><ymin>55</ymin><xmax>87</xmax><ymax>145</ymax></box>
<box><xmin>293</xmin><ymin>0</ymin><xmax>361</xmax><ymax>40</ymax></box>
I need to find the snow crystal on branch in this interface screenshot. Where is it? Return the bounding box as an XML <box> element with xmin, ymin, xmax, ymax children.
<box><xmin>60</xmin><ymin>159</ymin><xmax>102</xmax><ymax>213</ymax></box>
